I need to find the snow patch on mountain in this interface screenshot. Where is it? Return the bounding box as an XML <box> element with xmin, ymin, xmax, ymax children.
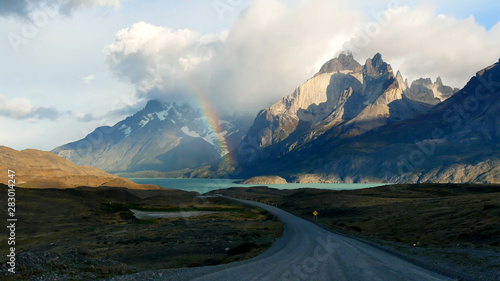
<box><xmin>119</xmin><ymin>124</ymin><xmax>132</xmax><ymax>137</ymax></box>
<box><xmin>181</xmin><ymin>126</ymin><xmax>202</xmax><ymax>138</ymax></box>
<box><xmin>155</xmin><ymin>104</ymin><xmax>173</xmax><ymax>121</ymax></box>
<box><xmin>139</xmin><ymin>113</ymin><xmax>155</xmax><ymax>127</ymax></box>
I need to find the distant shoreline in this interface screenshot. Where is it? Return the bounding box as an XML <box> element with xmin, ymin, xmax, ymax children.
<box><xmin>128</xmin><ymin>177</ymin><xmax>386</xmax><ymax>193</ymax></box>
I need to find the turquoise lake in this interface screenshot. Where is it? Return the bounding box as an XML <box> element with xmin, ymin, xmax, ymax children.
<box><xmin>128</xmin><ymin>178</ymin><xmax>387</xmax><ymax>193</ymax></box>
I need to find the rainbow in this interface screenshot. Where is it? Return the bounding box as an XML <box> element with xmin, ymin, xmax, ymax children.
<box><xmin>187</xmin><ymin>78</ymin><xmax>235</xmax><ymax>169</ymax></box>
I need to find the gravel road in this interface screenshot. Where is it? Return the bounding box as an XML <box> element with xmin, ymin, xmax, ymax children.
<box><xmin>108</xmin><ymin>198</ymin><xmax>455</xmax><ymax>281</ymax></box>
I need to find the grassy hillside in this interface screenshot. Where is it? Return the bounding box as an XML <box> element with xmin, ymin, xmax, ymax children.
<box><xmin>0</xmin><ymin>146</ymin><xmax>160</xmax><ymax>190</ymax></box>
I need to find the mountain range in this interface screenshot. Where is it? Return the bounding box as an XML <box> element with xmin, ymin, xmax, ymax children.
<box><xmin>52</xmin><ymin>53</ymin><xmax>500</xmax><ymax>183</ymax></box>
<box><xmin>234</xmin><ymin>54</ymin><xmax>500</xmax><ymax>183</ymax></box>
<box><xmin>241</xmin><ymin>53</ymin><xmax>453</xmax><ymax>157</ymax></box>
<box><xmin>52</xmin><ymin>101</ymin><xmax>252</xmax><ymax>174</ymax></box>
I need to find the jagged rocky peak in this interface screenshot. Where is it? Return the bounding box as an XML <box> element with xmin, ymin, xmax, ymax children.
<box><xmin>242</xmin><ymin>52</ymin><xmax>430</xmax><ymax>152</ymax></box>
<box><xmin>405</xmin><ymin>76</ymin><xmax>456</xmax><ymax>105</ymax></box>
<box><xmin>396</xmin><ymin>70</ymin><xmax>404</xmax><ymax>80</ymax></box>
<box><xmin>395</xmin><ymin>70</ymin><xmax>407</xmax><ymax>90</ymax></box>
<box><xmin>317</xmin><ymin>51</ymin><xmax>362</xmax><ymax>75</ymax></box>
<box><xmin>410</xmin><ymin>77</ymin><xmax>434</xmax><ymax>91</ymax></box>
<box><xmin>144</xmin><ymin>99</ymin><xmax>165</xmax><ymax>110</ymax></box>
<box><xmin>363</xmin><ymin>53</ymin><xmax>393</xmax><ymax>78</ymax></box>
<box><xmin>436</xmin><ymin>76</ymin><xmax>443</xmax><ymax>85</ymax></box>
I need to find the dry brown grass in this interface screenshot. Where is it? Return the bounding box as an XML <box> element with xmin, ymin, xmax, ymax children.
<box><xmin>212</xmin><ymin>184</ymin><xmax>500</xmax><ymax>248</ymax></box>
<box><xmin>0</xmin><ymin>185</ymin><xmax>283</xmax><ymax>279</ymax></box>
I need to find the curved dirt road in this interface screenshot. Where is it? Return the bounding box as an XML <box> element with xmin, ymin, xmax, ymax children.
<box><xmin>111</xmin><ymin>197</ymin><xmax>454</xmax><ymax>281</ymax></box>
<box><xmin>187</xmin><ymin>198</ymin><xmax>453</xmax><ymax>281</ymax></box>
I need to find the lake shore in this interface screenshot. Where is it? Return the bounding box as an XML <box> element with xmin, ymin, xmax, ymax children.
<box><xmin>129</xmin><ymin>177</ymin><xmax>385</xmax><ymax>192</ymax></box>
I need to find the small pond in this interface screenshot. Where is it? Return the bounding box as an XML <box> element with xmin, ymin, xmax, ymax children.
<box><xmin>130</xmin><ymin>209</ymin><xmax>219</xmax><ymax>220</ymax></box>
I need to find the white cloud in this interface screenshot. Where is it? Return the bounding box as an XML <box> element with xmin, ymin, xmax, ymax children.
<box><xmin>0</xmin><ymin>95</ymin><xmax>33</xmax><ymax>118</ymax></box>
<box><xmin>344</xmin><ymin>4</ymin><xmax>500</xmax><ymax>87</ymax></box>
<box><xmin>82</xmin><ymin>74</ymin><xmax>96</xmax><ymax>84</ymax></box>
<box><xmin>105</xmin><ymin>0</ymin><xmax>362</xmax><ymax>113</ymax></box>
<box><xmin>200</xmin><ymin>0</ymin><xmax>361</xmax><ymax>112</ymax></box>
<box><xmin>104</xmin><ymin>1</ymin><xmax>500</xmax><ymax>115</ymax></box>
<box><xmin>105</xmin><ymin>21</ymin><xmax>218</xmax><ymax>101</ymax></box>
<box><xmin>0</xmin><ymin>95</ymin><xmax>59</xmax><ymax>120</ymax></box>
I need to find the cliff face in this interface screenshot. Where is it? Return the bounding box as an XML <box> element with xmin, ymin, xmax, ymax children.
<box><xmin>239</xmin><ymin>53</ymin><xmax>447</xmax><ymax>165</ymax></box>
<box><xmin>234</xmin><ymin>55</ymin><xmax>500</xmax><ymax>184</ymax></box>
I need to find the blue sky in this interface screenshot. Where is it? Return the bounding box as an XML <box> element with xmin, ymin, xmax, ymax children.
<box><xmin>0</xmin><ymin>0</ymin><xmax>499</xmax><ymax>151</ymax></box>
<box><xmin>433</xmin><ymin>0</ymin><xmax>500</xmax><ymax>29</ymax></box>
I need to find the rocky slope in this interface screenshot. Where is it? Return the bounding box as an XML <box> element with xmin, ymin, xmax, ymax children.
<box><xmin>405</xmin><ymin>77</ymin><xmax>458</xmax><ymax>105</ymax></box>
<box><xmin>234</xmin><ymin>58</ymin><xmax>500</xmax><ymax>183</ymax></box>
<box><xmin>0</xmin><ymin>146</ymin><xmax>160</xmax><ymax>189</ymax></box>
<box><xmin>53</xmin><ymin>100</ymin><xmax>252</xmax><ymax>173</ymax></box>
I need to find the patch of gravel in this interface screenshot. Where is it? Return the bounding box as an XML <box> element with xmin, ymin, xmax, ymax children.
<box><xmin>0</xmin><ymin>251</ymin><xmax>138</xmax><ymax>280</ymax></box>
<box><xmin>326</xmin><ymin>229</ymin><xmax>500</xmax><ymax>281</ymax></box>
<box><xmin>395</xmin><ymin>246</ymin><xmax>500</xmax><ymax>281</ymax></box>
<box><xmin>104</xmin><ymin>258</ymin><xmax>257</xmax><ymax>281</ymax></box>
